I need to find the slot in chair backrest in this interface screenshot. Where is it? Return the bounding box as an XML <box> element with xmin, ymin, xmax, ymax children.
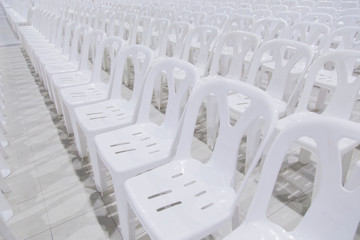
<box><xmin>251</xmin><ymin>18</ymin><xmax>287</xmax><ymax>43</ymax></box>
<box><xmin>243</xmin><ymin>117</ymin><xmax>360</xmax><ymax>240</ymax></box>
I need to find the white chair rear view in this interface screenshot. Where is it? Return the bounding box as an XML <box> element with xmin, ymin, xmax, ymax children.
<box><xmin>224</xmin><ymin>117</ymin><xmax>360</xmax><ymax>240</ymax></box>
<box><xmin>124</xmin><ymin>77</ymin><xmax>278</xmax><ymax>240</ymax></box>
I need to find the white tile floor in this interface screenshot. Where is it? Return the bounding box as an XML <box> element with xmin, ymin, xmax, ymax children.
<box><xmin>0</xmin><ymin>8</ymin><xmax>359</xmax><ymax>240</ymax></box>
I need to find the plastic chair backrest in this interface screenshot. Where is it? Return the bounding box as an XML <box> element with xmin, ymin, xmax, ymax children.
<box><xmin>302</xmin><ymin>12</ymin><xmax>333</xmax><ymax>27</ymax></box>
<box><xmin>244</xmin><ymin>117</ymin><xmax>360</xmax><ymax>240</ymax></box>
<box><xmin>223</xmin><ymin>15</ymin><xmax>254</xmax><ymax>32</ymax></box>
<box><xmin>289</xmin><ymin>5</ymin><xmax>311</xmax><ymax>16</ymax></box>
<box><xmin>128</xmin><ymin>16</ymin><xmax>152</xmax><ymax>45</ymax></box>
<box><xmin>295</xmin><ymin>50</ymin><xmax>360</xmax><ymax>119</ymax></box>
<box><xmin>284</xmin><ymin>22</ymin><xmax>330</xmax><ymax>52</ymax></box>
<box><xmin>175</xmin><ymin>10</ymin><xmax>192</xmax><ymax>22</ymax></box>
<box><xmin>247</xmin><ymin>39</ymin><xmax>313</xmax><ymax>100</ymax></box>
<box><xmin>143</xmin><ymin>18</ymin><xmax>170</xmax><ymax>56</ymax></box>
<box><xmin>251</xmin><ymin>18</ymin><xmax>287</xmax><ymax>43</ymax></box>
<box><xmin>320</xmin><ymin>27</ymin><xmax>360</xmax><ymax>53</ymax></box>
<box><xmin>181</xmin><ymin>25</ymin><xmax>219</xmax><ymax>76</ymax></box>
<box><xmin>208</xmin><ymin>31</ymin><xmax>259</xmax><ymax>80</ymax></box>
<box><xmin>206</xmin><ymin>13</ymin><xmax>229</xmax><ymax>30</ymax></box>
<box><xmin>333</xmin><ymin>15</ymin><xmax>360</xmax><ymax>29</ymax></box>
<box><xmin>313</xmin><ymin>7</ymin><xmax>337</xmax><ymax>16</ymax></box>
<box><xmin>60</xmin><ymin>22</ymin><xmax>79</xmax><ymax>57</ymax></box>
<box><xmin>189</xmin><ymin>12</ymin><xmax>207</xmax><ymax>26</ymax></box>
<box><xmin>175</xmin><ymin>77</ymin><xmax>278</xmax><ymax>187</ymax></box>
<box><xmin>159</xmin><ymin>21</ymin><xmax>190</xmax><ymax>58</ymax></box>
<box><xmin>90</xmin><ymin>36</ymin><xmax>124</xmax><ymax>86</ymax></box>
<box><xmin>109</xmin><ymin>45</ymin><xmax>153</xmax><ymax>107</ymax></box>
<box><xmin>136</xmin><ymin>59</ymin><xmax>199</xmax><ymax>130</ymax></box>
<box><xmin>78</xmin><ymin>30</ymin><xmax>106</xmax><ymax>72</ymax></box>
<box><xmin>277</xmin><ymin>10</ymin><xmax>301</xmax><ymax>26</ymax></box>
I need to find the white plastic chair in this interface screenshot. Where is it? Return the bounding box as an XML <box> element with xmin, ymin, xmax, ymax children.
<box><xmin>202</xmin><ymin>31</ymin><xmax>260</xmax><ymax>147</ymax></box>
<box><xmin>143</xmin><ymin>18</ymin><xmax>170</xmax><ymax>57</ymax></box>
<box><xmin>189</xmin><ymin>11</ymin><xmax>207</xmax><ymax>26</ymax></box>
<box><xmin>228</xmin><ymin>39</ymin><xmax>313</xmax><ymax>170</ymax></box>
<box><xmin>312</xmin><ymin>7</ymin><xmax>337</xmax><ymax>17</ymax></box>
<box><xmin>289</xmin><ymin>5</ymin><xmax>311</xmax><ymax>17</ymax></box>
<box><xmin>224</xmin><ymin>117</ymin><xmax>360</xmax><ymax>240</ymax></box>
<box><xmin>181</xmin><ymin>25</ymin><xmax>220</xmax><ymax>76</ymax></box>
<box><xmin>49</xmin><ymin>28</ymin><xmax>105</xmax><ymax>116</ymax></box>
<box><xmin>251</xmin><ymin>18</ymin><xmax>287</xmax><ymax>44</ymax></box>
<box><xmin>276</xmin><ymin>50</ymin><xmax>360</xmax><ymax>183</ymax></box>
<box><xmin>252</xmin><ymin>9</ymin><xmax>273</xmax><ymax>20</ymax></box>
<box><xmin>74</xmin><ymin>45</ymin><xmax>153</xmax><ymax>190</ymax></box>
<box><xmin>60</xmin><ymin>36</ymin><xmax>124</xmax><ymax>144</ymax></box>
<box><xmin>94</xmin><ymin>59</ymin><xmax>198</xmax><ymax>240</ymax></box>
<box><xmin>283</xmin><ymin>22</ymin><xmax>330</xmax><ymax>57</ymax></box>
<box><xmin>124</xmin><ymin>77</ymin><xmax>278</xmax><ymax>240</ymax></box>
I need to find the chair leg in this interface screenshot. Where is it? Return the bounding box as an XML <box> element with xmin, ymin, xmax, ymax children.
<box><xmin>72</xmin><ymin>119</ymin><xmax>87</xmax><ymax>159</ymax></box>
<box><xmin>88</xmin><ymin>138</ymin><xmax>108</xmax><ymax>194</ymax></box>
<box><xmin>315</xmin><ymin>88</ymin><xmax>328</xmax><ymax>111</ymax></box>
<box><xmin>113</xmin><ymin>177</ymin><xmax>136</xmax><ymax>240</ymax></box>
<box><xmin>206</xmin><ymin>95</ymin><xmax>218</xmax><ymax>149</ymax></box>
<box><xmin>299</xmin><ymin>148</ymin><xmax>312</xmax><ymax>164</ymax></box>
<box><xmin>61</xmin><ymin>103</ymin><xmax>73</xmax><ymax>135</ymax></box>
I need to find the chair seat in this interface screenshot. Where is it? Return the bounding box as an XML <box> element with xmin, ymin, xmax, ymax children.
<box><xmin>61</xmin><ymin>84</ymin><xmax>108</xmax><ymax>107</ymax></box>
<box><xmin>224</xmin><ymin>221</ymin><xmax>304</xmax><ymax>240</ymax></box>
<box><xmin>75</xmin><ymin>99</ymin><xmax>135</xmax><ymax>132</ymax></box>
<box><xmin>45</xmin><ymin>61</ymin><xmax>78</xmax><ymax>75</ymax></box>
<box><xmin>95</xmin><ymin>123</ymin><xmax>174</xmax><ymax>174</ymax></box>
<box><xmin>52</xmin><ymin>71</ymin><xmax>92</xmax><ymax>88</ymax></box>
<box><xmin>125</xmin><ymin>159</ymin><xmax>236</xmax><ymax>240</ymax></box>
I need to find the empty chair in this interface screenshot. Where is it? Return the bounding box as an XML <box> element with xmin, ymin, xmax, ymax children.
<box><xmin>124</xmin><ymin>77</ymin><xmax>278</xmax><ymax>240</ymax></box>
<box><xmin>251</xmin><ymin>18</ymin><xmax>287</xmax><ymax>44</ymax></box>
<box><xmin>224</xmin><ymin>117</ymin><xmax>360</xmax><ymax>240</ymax></box>
<box><xmin>312</xmin><ymin>7</ymin><xmax>337</xmax><ymax>17</ymax></box>
<box><xmin>59</xmin><ymin>36</ymin><xmax>124</xmax><ymax>152</ymax></box>
<box><xmin>283</xmin><ymin>22</ymin><xmax>330</xmax><ymax>56</ymax></box>
<box><xmin>74</xmin><ymin>45</ymin><xmax>153</xmax><ymax>192</ymax></box>
<box><xmin>276</xmin><ymin>50</ymin><xmax>360</xmax><ymax>184</ymax></box>
<box><xmin>181</xmin><ymin>25</ymin><xmax>220</xmax><ymax>76</ymax></box>
<box><xmin>289</xmin><ymin>5</ymin><xmax>311</xmax><ymax>17</ymax></box>
<box><xmin>94</xmin><ymin>59</ymin><xmax>198</xmax><ymax>240</ymax></box>
<box><xmin>143</xmin><ymin>18</ymin><xmax>170</xmax><ymax>56</ymax></box>
<box><xmin>270</xmin><ymin>4</ymin><xmax>288</xmax><ymax>16</ymax></box>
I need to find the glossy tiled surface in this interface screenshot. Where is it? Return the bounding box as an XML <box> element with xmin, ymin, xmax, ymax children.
<box><xmin>0</xmin><ymin>13</ymin><xmax>359</xmax><ymax>240</ymax></box>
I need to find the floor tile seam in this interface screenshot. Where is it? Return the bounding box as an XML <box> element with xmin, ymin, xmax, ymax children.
<box><xmin>47</xmin><ymin>201</ymin><xmax>107</xmax><ymax>230</ymax></box>
<box><xmin>23</xmin><ymin>229</ymin><xmax>53</xmax><ymax>240</ymax></box>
